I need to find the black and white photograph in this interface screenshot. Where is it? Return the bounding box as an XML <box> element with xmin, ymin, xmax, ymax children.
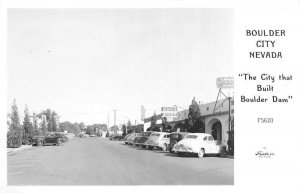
<box><xmin>2</xmin><ymin>1</ymin><xmax>300</xmax><ymax>193</ymax></box>
<box><xmin>5</xmin><ymin>8</ymin><xmax>234</xmax><ymax>185</ymax></box>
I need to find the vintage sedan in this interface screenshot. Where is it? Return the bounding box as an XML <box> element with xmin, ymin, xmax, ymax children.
<box><xmin>172</xmin><ymin>133</ymin><xmax>227</xmax><ymax>158</ymax></box>
<box><xmin>124</xmin><ymin>133</ymin><xmax>139</xmax><ymax>145</ymax></box>
<box><xmin>137</xmin><ymin>131</ymin><xmax>154</xmax><ymax>148</ymax></box>
<box><xmin>145</xmin><ymin>132</ymin><xmax>170</xmax><ymax>151</ymax></box>
<box><xmin>169</xmin><ymin>132</ymin><xmax>189</xmax><ymax>152</ymax></box>
<box><xmin>33</xmin><ymin>132</ymin><xmax>66</xmax><ymax>146</ymax></box>
<box><xmin>133</xmin><ymin>133</ymin><xmax>143</xmax><ymax>146</ymax></box>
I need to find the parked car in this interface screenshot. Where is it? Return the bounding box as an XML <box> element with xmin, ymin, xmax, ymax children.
<box><xmin>133</xmin><ymin>133</ymin><xmax>143</xmax><ymax>146</ymax></box>
<box><xmin>110</xmin><ymin>134</ymin><xmax>124</xmax><ymax>141</ymax></box>
<box><xmin>79</xmin><ymin>133</ymin><xmax>87</xmax><ymax>138</ymax></box>
<box><xmin>169</xmin><ymin>132</ymin><xmax>189</xmax><ymax>152</ymax></box>
<box><xmin>136</xmin><ymin>131</ymin><xmax>154</xmax><ymax>148</ymax></box>
<box><xmin>126</xmin><ymin>133</ymin><xmax>139</xmax><ymax>145</ymax></box>
<box><xmin>32</xmin><ymin>132</ymin><xmax>66</xmax><ymax>146</ymax></box>
<box><xmin>172</xmin><ymin>133</ymin><xmax>227</xmax><ymax>158</ymax></box>
<box><xmin>124</xmin><ymin>133</ymin><xmax>137</xmax><ymax>145</ymax></box>
<box><xmin>145</xmin><ymin>132</ymin><xmax>170</xmax><ymax>151</ymax></box>
<box><xmin>51</xmin><ymin>132</ymin><xmax>69</xmax><ymax>143</ymax></box>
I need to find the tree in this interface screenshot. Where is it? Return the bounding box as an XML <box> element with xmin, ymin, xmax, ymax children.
<box><xmin>122</xmin><ymin>124</ymin><xmax>127</xmax><ymax>136</ymax></box>
<box><xmin>22</xmin><ymin>105</ymin><xmax>34</xmax><ymax>145</ymax></box>
<box><xmin>147</xmin><ymin>112</ymin><xmax>161</xmax><ymax>131</ymax></box>
<box><xmin>150</xmin><ymin>112</ymin><xmax>157</xmax><ymax>129</ymax></box>
<box><xmin>134</xmin><ymin>124</ymin><xmax>144</xmax><ymax>133</ymax></box>
<box><xmin>38</xmin><ymin>109</ymin><xmax>58</xmax><ymax>132</ymax></box>
<box><xmin>32</xmin><ymin>113</ymin><xmax>41</xmax><ymax>136</ymax></box>
<box><xmin>59</xmin><ymin>121</ymin><xmax>81</xmax><ymax>135</ymax></box>
<box><xmin>7</xmin><ymin>99</ymin><xmax>23</xmax><ymax>148</ymax></box>
<box><xmin>186</xmin><ymin>97</ymin><xmax>204</xmax><ymax>133</ymax></box>
<box><xmin>161</xmin><ymin>117</ymin><xmax>172</xmax><ymax>133</ymax></box>
<box><xmin>40</xmin><ymin>116</ymin><xmax>48</xmax><ymax>136</ymax></box>
<box><xmin>126</xmin><ymin>120</ymin><xmax>134</xmax><ymax>134</ymax></box>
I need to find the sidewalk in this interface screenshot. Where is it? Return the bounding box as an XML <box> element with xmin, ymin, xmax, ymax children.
<box><xmin>7</xmin><ymin>145</ymin><xmax>33</xmax><ymax>154</ymax></box>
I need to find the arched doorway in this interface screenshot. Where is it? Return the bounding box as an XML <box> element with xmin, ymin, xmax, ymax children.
<box><xmin>211</xmin><ymin>121</ymin><xmax>222</xmax><ymax>144</ymax></box>
<box><xmin>207</xmin><ymin>118</ymin><xmax>222</xmax><ymax>144</ymax></box>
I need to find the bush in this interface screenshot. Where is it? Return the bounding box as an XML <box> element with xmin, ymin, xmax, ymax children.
<box><xmin>7</xmin><ymin>132</ymin><xmax>22</xmax><ymax>148</ymax></box>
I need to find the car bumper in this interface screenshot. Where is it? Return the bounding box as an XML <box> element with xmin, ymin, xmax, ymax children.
<box><xmin>172</xmin><ymin>147</ymin><xmax>194</xmax><ymax>153</ymax></box>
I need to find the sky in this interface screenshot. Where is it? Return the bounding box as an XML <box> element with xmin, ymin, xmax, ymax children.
<box><xmin>7</xmin><ymin>8</ymin><xmax>233</xmax><ymax>125</ymax></box>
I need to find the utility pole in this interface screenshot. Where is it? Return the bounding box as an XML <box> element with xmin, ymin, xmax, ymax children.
<box><xmin>114</xmin><ymin>109</ymin><xmax>116</xmax><ymax>126</ymax></box>
<box><xmin>107</xmin><ymin>113</ymin><xmax>109</xmax><ymax>128</ymax></box>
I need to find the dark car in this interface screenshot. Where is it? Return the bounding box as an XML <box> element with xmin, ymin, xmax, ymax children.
<box><xmin>169</xmin><ymin>132</ymin><xmax>189</xmax><ymax>152</ymax></box>
<box><xmin>136</xmin><ymin>131</ymin><xmax>153</xmax><ymax>148</ymax></box>
<box><xmin>110</xmin><ymin>134</ymin><xmax>124</xmax><ymax>141</ymax></box>
<box><xmin>133</xmin><ymin>133</ymin><xmax>143</xmax><ymax>146</ymax></box>
<box><xmin>33</xmin><ymin>132</ymin><xmax>66</xmax><ymax>146</ymax></box>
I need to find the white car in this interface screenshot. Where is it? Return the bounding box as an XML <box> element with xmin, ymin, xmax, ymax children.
<box><xmin>172</xmin><ymin>133</ymin><xmax>227</xmax><ymax>158</ymax></box>
<box><xmin>145</xmin><ymin>132</ymin><xmax>170</xmax><ymax>151</ymax></box>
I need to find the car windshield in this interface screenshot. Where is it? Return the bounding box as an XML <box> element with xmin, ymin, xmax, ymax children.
<box><xmin>185</xmin><ymin>135</ymin><xmax>198</xmax><ymax>139</ymax></box>
<box><xmin>142</xmin><ymin>132</ymin><xmax>152</xmax><ymax>137</ymax></box>
<box><xmin>54</xmin><ymin>133</ymin><xmax>63</xmax><ymax>137</ymax></box>
<box><xmin>151</xmin><ymin>133</ymin><xmax>160</xmax><ymax>137</ymax></box>
<box><xmin>171</xmin><ymin>134</ymin><xmax>179</xmax><ymax>139</ymax></box>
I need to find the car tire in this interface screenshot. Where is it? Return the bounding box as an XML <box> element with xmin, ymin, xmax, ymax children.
<box><xmin>57</xmin><ymin>139</ymin><xmax>62</xmax><ymax>146</ymax></box>
<box><xmin>148</xmin><ymin>146</ymin><xmax>153</xmax><ymax>150</ymax></box>
<box><xmin>198</xmin><ymin>148</ymin><xmax>205</xmax><ymax>158</ymax></box>
<box><xmin>125</xmin><ymin>142</ymin><xmax>128</xmax><ymax>145</ymax></box>
<box><xmin>220</xmin><ymin>147</ymin><xmax>227</xmax><ymax>158</ymax></box>
<box><xmin>141</xmin><ymin>145</ymin><xmax>146</xmax><ymax>148</ymax></box>
<box><xmin>37</xmin><ymin>141</ymin><xmax>43</xmax><ymax>146</ymax></box>
<box><xmin>162</xmin><ymin>144</ymin><xmax>167</xmax><ymax>151</ymax></box>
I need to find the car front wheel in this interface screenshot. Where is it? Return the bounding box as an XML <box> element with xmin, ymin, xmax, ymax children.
<box><xmin>198</xmin><ymin>148</ymin><xmax>205</xmax><ymax>158</ymax></box>
<box><xmin>161</xmin><ymin>144</ymin><xmax>167</xmax><ymax>151</ymax></box>
<box><xmin>37</xmin><ymin>141</ymin><xmax>43</xmax><ymax>146</ymax></box>
<box><xmin>220</xmin><ymin>147</ymin><xmax>227</xmax><ymax>158</ymax></box>
<box><xmin>57</xmin><ymin>139</ymin><xmax>62</xmax><ymax>146</ymax></box>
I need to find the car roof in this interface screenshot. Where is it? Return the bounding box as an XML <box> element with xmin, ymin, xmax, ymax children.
<box><xmin>186</xmin><ymin>133</ymin><xmax>211</xmax><ymax>137</ymax></box>
<box><xmin>171</xmin><ymin>132</ymin><xmax>189</xmax><ymax>134</ymax></box>
<box><xmin>151</xmin><ymin>132</ymin><xmax>169</xmax><ymax>134</ymax></box>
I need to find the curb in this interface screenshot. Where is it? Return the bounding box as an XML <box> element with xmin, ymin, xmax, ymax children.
<box><xmin>225</xmin><ymin>155</ymin><xmax>234</xmax><ymax>159</ymax></box>
<box><xmin>7</xmin><ymin>145</ymin><xmax>33</xmax><ymax>154</ymax></box>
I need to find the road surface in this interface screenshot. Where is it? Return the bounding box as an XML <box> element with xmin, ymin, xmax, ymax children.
<box><xmin>8</xmin><ymin>137</ymin><xmax>233</xmax><ymax>185</ymax></box>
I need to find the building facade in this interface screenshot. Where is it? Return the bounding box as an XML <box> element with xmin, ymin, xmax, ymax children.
<box><xmin>143</xmin><ymin>97</ymin><xmax>234</xmax><ymax>146</ymax></box>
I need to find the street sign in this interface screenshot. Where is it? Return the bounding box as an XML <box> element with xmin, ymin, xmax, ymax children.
<box><xmin>216</xmin><ymin>77</ymin><xmax>234</xmax><ymax>89</ymax></box>
<box><xmin>161</xmin><ymin>106</ymin><xmax>177</xmax><ymax>118</ymax></box>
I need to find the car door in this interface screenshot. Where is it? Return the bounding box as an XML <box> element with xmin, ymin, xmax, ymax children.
<box><xmin>207</xmin><ymin>136</ymin><xmax>218</xmax><ymax>153</ymax></box>
<box><xmin>45</xmin><ymin>134</ymin><xmax>54</xmax><ymax>144</ymax></box>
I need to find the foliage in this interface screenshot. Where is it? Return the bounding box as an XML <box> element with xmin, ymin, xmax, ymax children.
<box><xmin>40</xmin><ymin>117</ymin><xmax>48</xmax><ymax>136</ymax></box>
<box><xmin>7</xmin><ymin>99</ymin><xmax>23</xmax><ymax>148</ymax></box>
<box><xmin>22</xmin><ymin>105</ymin><xmax>34</xmax><ymax>145</ymax></box>
<box><xmin>147</xmin><ymin>112</ymin><xmax>161</xmax><ymax>131</ymax></box>
<box><xmin>59</xmin><ymin>121</ymin><xmax>81</xmax><ymax>135</ymax></box>
<box><xmin>32</xmin><ymin>113</ymin><xmax>41</xmax><ymax>136</ymax></box>
<box><xmin>38</xmin><ymin>109</ymin><xmax>58</xmax><ymax>132</ymax></box>
<box><xmin>186</xmin><ymin>97</ymin><xmax>204</xmax><ymax>133</ymax></box>
<box><xmin>227</xmin><ymin>118</ymin><xmax>234</xmax><ymax>155</ymax></box>
<box><xmin>150</xmin><ymin>112</ymin><xmax>157</xmax><ymax>128</ymax></box>
<box><xmin>122</xmin><ymin>124</ymin><xmax>127</xmax><ymax>136</ymax></box>
<box><xmin>161</xmin><ymin>117</ymin><xmax>172</xmax><ymax>133</ymax></box>
<box><xmin>85</xmin><ymin>124</ymin><xmax>107</xmax><ymax>135</ymax></box>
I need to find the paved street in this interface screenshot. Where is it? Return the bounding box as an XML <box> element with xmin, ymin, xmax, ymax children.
<box><xmin>8</xmin><ymin>137</ymin><xmax>233</xmax><ymax>185</ymax></box>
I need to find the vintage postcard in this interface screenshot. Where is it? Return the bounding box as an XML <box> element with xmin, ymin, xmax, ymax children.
<box><xmin>0</xmin><ymin>0</ymin><xmax>299</xmax><ymax>193</ymax></box>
